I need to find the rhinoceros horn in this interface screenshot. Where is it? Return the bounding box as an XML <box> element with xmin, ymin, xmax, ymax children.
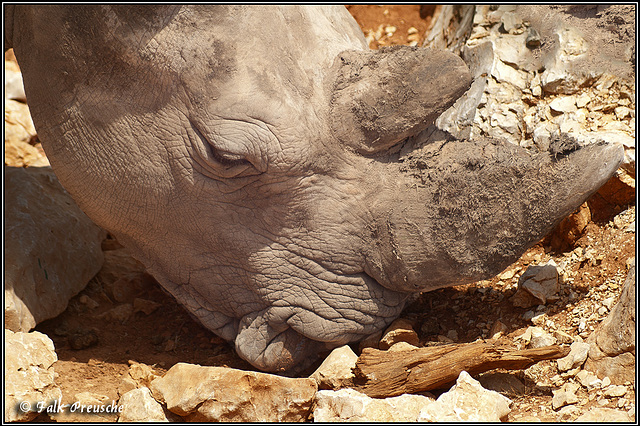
<box><xmin>329</xmin><ymin>46</ymin><xmax>472</xmax><ymax>154</ymax></box>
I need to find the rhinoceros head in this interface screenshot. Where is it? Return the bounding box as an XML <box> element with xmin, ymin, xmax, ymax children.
<box><xmin>8</xmin><ymin>5</ymin><xmax>623</xmax><ymax>372</ymax></box>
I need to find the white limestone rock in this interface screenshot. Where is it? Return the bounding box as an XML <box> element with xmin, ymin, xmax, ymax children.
<box><xmin>309</xmin><ymin>345</ymin><xmax>358</xmax><ymax>390</ymax></box>
<box><xmin>4</xmin><ymin>329</ymin><xmax>61</xmax><ymax>422</ymax></box>
<box><xmin>557</xmin><ymin>341</ymin><xmax>591</xmax><ymax>372</ymax></box>
<box><xmin>313</xmin><ymin>388</ymin><xmax>434</xmax><ymax>422</ymax></box>
<box><xmin>150</xmin><ymin>363</ymin><xmax>317</xmax><ymax>422</ymax></box>
<box><xmin>417</xmin><ymin>371</ymin><xmax>512</xmax><ymax>422</ymax></box>
<box><xmin>118</xmin><ymin>387</ymin><xmax>168</xmax><ymax>422</ymax></box>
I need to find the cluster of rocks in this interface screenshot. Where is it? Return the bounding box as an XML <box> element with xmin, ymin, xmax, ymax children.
<box><xmin>6</xmin><ymin>297</ymin><xmax>634</xmax><ymax>422</ymax></box>
<box><xmin>505</xmin><ymin>244</ymin><xmax>634</xmax><ymax>420</ymax></box>
<box><xmin>1</xmin><ymin>324</ymin><xmax>517</xmax><ymax>422</ymax></box>
<box><xmin>432</xmin><ymin>5</ymin><xmax>635</xmax><ymax>183</ymax></box>
<box><xmin>313</xmin><ymin>370</ymin><xmax>512</xmax><ymax>422</ymax></box>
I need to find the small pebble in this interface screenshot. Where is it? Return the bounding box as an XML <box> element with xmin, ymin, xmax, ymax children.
<box><xmin>526</xmin><ymin>28</ymin><xmax>541</xmax><ymax>48</ymax></box>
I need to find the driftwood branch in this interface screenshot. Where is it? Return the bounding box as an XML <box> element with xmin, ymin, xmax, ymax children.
<box><xmin>353</xmin><ymin>342</ymin><xmax>569</xmax><ymax>398</ymax></box>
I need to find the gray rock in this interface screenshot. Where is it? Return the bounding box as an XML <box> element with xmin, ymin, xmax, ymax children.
<box><xmin>309</xmin><ymin>345</ymin><xmax>357</xmax><ymax>390</ymax></box>
<box><xmin>4</xmin><ymin>329</ymin><xmax>61</xmax><ymax>422</ymax></box>
<box><xmin>500</xmin><ymin>11</ymin><xmax>521</xmax><ymax>34</ymax></box>
<box><xmin>418</xmin><ymin>371</ymin><xmax>512</xmax><ymax>422</ymax></box>
<box><xmin>313</xmin><ymin>388</ymin><xmax>434</xmax><ymax>422</ymax></box>
<box><xmin>5</xmin><ymin>166</ymin><xmax>106</xmax><ymax>332</ymax></box>
<box><xmin>150</xmin><ymin>363</ymin><xmax>317</xmax><ymax>422</ymax></box>
<box><xmin>118</xmin><ymin>387</ymin><xmax>168</xmax><ymax>422</ymax></box>
<box><xmin>511</xmin><ymin>260</ymin><xmax>559</xmax><ymax>308</ymax></box>
<box><xmin>585</xmin><ymin>263</ymin><xmax>635</xmax><ymax>385</ymax></box>
<box><xmin>478</xmin><ymin>372</ymin><xmax>525</xmax><ymax>397</ymax></box>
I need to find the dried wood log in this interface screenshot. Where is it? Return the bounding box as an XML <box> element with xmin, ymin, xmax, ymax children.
<box><xmin>353</xmin><ymin>342</ymin><xmax>569</xmax><ymax>398</ymax></box>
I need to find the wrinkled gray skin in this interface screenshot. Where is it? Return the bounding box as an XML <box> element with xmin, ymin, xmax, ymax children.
<box><xmin>6</xmin><ymin>5</ymin><xmax>623</xmax><ymax>373</ymax></box>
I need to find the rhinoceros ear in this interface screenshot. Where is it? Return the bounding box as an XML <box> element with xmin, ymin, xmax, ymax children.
<box><xmin>328</xmin><ymin>46</ymin><xmax>472</xmax><ymax>154</ymax></box>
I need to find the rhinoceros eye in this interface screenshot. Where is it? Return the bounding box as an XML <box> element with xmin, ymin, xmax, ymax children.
<box><xmin>188</xmin><ymin>118</ymin><xmax>266</xmax><ymax>179</ymax></box>
<box><xmin>209</xmin><ymin>145</ymin><xmax>252</xmax><ymax>168</ymax></box>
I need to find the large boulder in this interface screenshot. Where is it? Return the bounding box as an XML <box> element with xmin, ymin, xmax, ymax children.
<box><xmin>4</xmin><ymin>166</ymin><xmax>106</xmax><ymax>332</ymax></box>
<box><xmin>4</xmin><ymin>329</ymin><xmax>61</xmax><ymax>422</ymax></box>
<box><xmin>150</xmin><ymin>363</ymin><xmax>317</xmax><ymax>422</ymax></box>
<box><xmin>584</xmin><ymin>260</ymin><xmax>635</xmax><ymax>385</ymax></box>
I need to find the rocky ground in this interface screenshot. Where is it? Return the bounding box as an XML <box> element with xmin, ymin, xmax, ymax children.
<box><xmin>5</xmin><ymin>5</ymin><xmax>636</xmax><ymax>423</ymax></box>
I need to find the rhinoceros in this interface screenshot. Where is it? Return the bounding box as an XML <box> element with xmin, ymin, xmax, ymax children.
<box><xmin>5</xmin><ymin>5</ymin><xmax>622</xmax><ymax>373</ymax></box>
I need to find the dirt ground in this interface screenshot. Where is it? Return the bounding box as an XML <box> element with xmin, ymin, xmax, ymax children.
<box><xmin>7</xmin><ymin>5</ymin><xmax>635</xmax><ymax>422</ymax></box>
<box><xmin>346</xmin><ymin>5</ymin><xmax>439</xmax><ymax>49</ymax></box>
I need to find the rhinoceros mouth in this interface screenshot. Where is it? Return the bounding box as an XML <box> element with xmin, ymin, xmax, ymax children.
<box><xmin>231</xmin><ymin>267</ymin><xmax>409</xmax><ymax>373</ymax></box>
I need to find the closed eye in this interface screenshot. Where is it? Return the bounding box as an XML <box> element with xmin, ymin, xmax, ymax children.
<box><xmin>188</xmin><ymin>119</ymin><xmax>262</xmax><ymax>179</ymax></box>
